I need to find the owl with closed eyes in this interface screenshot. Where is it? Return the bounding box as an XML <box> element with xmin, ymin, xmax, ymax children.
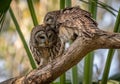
<box><xmin>44</xmin><ymin>6</ymin><xmax>98</xmax><ymax>43</ymax></box>
<box><xmin>29</xmin><ymin>24</ymin><xmax>64</xmax><ymax>67</ymax></box>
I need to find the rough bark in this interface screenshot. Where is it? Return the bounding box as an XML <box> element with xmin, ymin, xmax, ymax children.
<box><xmin>1</xmin><ymin>27</ymin><xmax>120</xmax><ymax>84</ymax></box>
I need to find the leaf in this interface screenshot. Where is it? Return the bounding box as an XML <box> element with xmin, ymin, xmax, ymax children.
<box><xmin>79</xmin><ymin>0</ymin><xmax>117</xmax><ymax>16</ymax></box>
<box><xmin>0</xmin><ymin>0</ymin><xmax>12</xmax><ymax>31</ymax></box>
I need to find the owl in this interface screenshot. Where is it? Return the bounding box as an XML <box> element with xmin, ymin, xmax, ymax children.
<box><xmin>43</xmin><ymin>10</ymin><xmax>61</xmax><ymax>32</ymax></box>
<box><xmin>43</xmin><ymin>6</ymin><xmax>97</xmax><ymax>43</ymax></box>
<box><xmin>29</xmin><ymin>24</ymin><xmax>64</xmax><ymax>67</ymax></box>
<box><xmin>44</xmin><ymin>6</ymin><xmax>95</xmax><ymax>27</ymax></box>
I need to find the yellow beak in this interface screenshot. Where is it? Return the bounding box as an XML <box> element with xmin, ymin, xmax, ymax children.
<box><xmin>45</xmin><ymin>40</ymin><xmax>49</xmax><ymax>45</ymax></box>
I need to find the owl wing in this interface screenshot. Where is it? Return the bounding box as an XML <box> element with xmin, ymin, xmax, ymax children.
<box><xmin>61</xmin><ymin>6</ymin><xmax>91</xmax><ymax>17</ymax></box>
<box><xmin>58</xmin><ymin>10</ymin><xmax>98</xmax><ymax>42</ymax></box>
<box><xmin>29</xmin><ymin>44</ymin><xmax>41</xmax><ymax>65</ymax></box>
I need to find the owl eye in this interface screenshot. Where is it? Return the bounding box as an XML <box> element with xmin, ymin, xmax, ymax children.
<box><xmin>39</xmin><ymin>36</ymin><xmax>45</xmax><ymax>39</ymax></box>
<box><xmin>35</xmin><ymin>31</ymin><xmax>45</xmax><ymax>40</ymax></box>
<box><xmin>46</xmin><ymin>15</ymin><xmax>55</xmax><ymax>22</ymax></box>
<box><xmin>46</xmin><ymin>18</ymin><xmax>52</xmax><ymax>22</ymax></box>
<box><xmin>48</xmin><ymin>34</ymin><xmax>52</xmax><ymax>38</ymax></box>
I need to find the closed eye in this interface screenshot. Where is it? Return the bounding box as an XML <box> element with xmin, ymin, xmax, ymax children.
<box><xmin>46</xmin><ymin>18</ymin><xmax>53</xmax><ymax>22</ymax></box>
<box><xmin>39</xmin><ymin>36</ymin><xmax>45</xmax><ymax>39</ymax></box>
<box><xmin>46</xmin><ymin>15</ymin><xmax>54</xmax><ymax>22</ymax></box>
<box><xmin>48</xmin><ymin>34</ymin><xmax>52</xmax><ymax>38</ymax></box>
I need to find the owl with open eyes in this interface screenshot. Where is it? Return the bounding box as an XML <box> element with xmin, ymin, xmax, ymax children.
<box><xmin>29</xmin><ymin>24</ymin><xmax>64</xmax><ymax>67</ymax></box>
<box><xmin>44</xmin><ymin>6</ymin><xmax>98</xmax><ymax>43</ymax></box>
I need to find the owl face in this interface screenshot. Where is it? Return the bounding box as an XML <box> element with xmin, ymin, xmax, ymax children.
<box><xmin>30</xmin><ymin>25</ymin><xmax>57</xmax><ymax>48</ymax></box>
<box><xmin>44</xmin><ymin>13</ymin><xmax>55</xmax><ymax>25</ymax></box>
<box><xmin>44</xmin><ymin>11</ymin><xmax>60</xmax><ymax>26</ymax></box>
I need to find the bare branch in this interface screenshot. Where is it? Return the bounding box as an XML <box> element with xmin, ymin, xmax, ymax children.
<box><xmin>1</xmin><ymin>27</ymin><xmax>120</xmax><ymax>84</ymax></box>
<box><xmin>96</xmin><ymin>29</ymin><xmax>120</xmax><ymax>49</ymax></box>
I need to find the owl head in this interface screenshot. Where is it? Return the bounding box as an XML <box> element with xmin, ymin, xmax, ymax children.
<box><xmin>44</xmin><ymin>10</ymin><xmax>61</xmax><ymax>26</ymax></box>
<box><xmin>30</xmin><ymin>24</ymin><xmax>58</xmax><ymax>48</ymax></box>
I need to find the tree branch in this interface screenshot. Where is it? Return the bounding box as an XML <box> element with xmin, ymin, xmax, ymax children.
<box><xmin>96</xmin><ymin>29</ymin><xmax>120</xmax><ymax>49</ymax></box>
<box><xmin>1</xmin><ymin>27</ymin><xmax>120</xmax><ymax>84</ymax></box>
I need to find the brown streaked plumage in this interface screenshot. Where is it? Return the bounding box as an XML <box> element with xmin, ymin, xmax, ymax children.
<box><xmin>29</xmin><ymin>24</ymin><xmax>64</xmax><ymax>67</ymax></box>
<box><xmin>44</xmin><ymin>6</ymin><xmax>98</xmax><ymax>43</ymax></box>
<box><xmin>30</xmin><ymin>6</ymin><xmax>99</xmax><ymax>67</ymax></box>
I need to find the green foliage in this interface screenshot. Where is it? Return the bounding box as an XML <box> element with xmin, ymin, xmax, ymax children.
<box><xmin>60</xmin><ymin>73</ymin><xmax>66</xmax><ymax>84</ymax></box>
<box><xmin>9</xmin><ymin>7</ymin><xmax>37</xmax><ymax>69</ymax></box>
<box><xmin>0</xmin><ymin>0</ymin><xmax>12</xmax><ymax>31</ymax></box>
<box><xmin>7</xmin><ymin>0</ymin><xmax>39</xmax><ymax>69</ymax></box>
<box><xmin>83</xmin><ymin>0</ymin><xmax>97</xmax><ymax>84</ymax></box>
<box><xmin>0</xmin><ymin>0</ymin><xmax>11</xmax><ymax>12</ymax></box>
<box><xmin>80</xmin><ymin>0</ymin><xmax>117</xmax><ymax>16</ymax></box>
<box><xmin>59</xmin><ymin>1</ymin><xmax>66</xmax><ymax>84</ymax></box>
<box><xmin>83</xmin><ymin>53</ymin><xmax>94</xmax><ymax>84</ymax></box>
<box><xmin>101</xmin><ymin>8</ymin><xmax>120</xmax><ymax>84</ymax></box>
<box><xmin>60</xmin><ymin>0</ymin><xmax>65</xmax><ymax>9</ymax></box>
<box><xmin>71</xmin><ymin>65</ymin><xmax>78</xmax><ymax>84</ymax></box>
<box><xmin>27</xmin><ymin>0</ymin><xmax>38</xmax><ymax>26</ymax></box>
<box><xmin>65</xmin><ymin>0</ymin><xmax>71</xmax><ymax>7</ymax></box>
